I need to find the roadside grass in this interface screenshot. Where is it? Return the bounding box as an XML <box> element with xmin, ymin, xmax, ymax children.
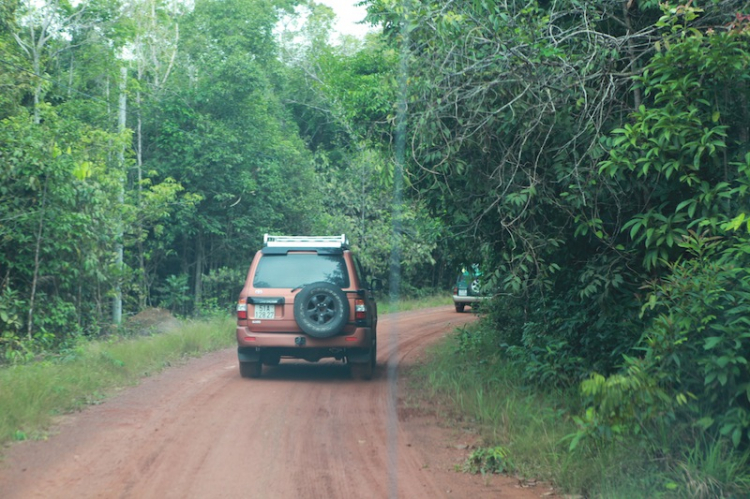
<box><xmin>378</xmin><ymin>294</ymin><xmax>451</xmax><ymax>314</ymax></box>
<box><xmin>0</xmin><ymin>315</ymin><xmax>235</xmax><ymax>448</ymax></box>
<box><xmin>406</xmin><ymin>321</ymin><xmax>750</xmax><ymax>498</ymax></box>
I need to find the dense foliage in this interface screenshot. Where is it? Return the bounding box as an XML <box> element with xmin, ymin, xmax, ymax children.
<box><xmin>0</xmin><ymin>0</ymin><xmax>442</xmax><ymax>362</ymax></box>
<box><xmin>3</xmin><ymin>0</ymin><xmax>750</xmax><ymax>492</ymax></box>
<box><xmin>364</xmin><ymin>0</ymin><xmax>750</xmax><ymax>490</ymax></box>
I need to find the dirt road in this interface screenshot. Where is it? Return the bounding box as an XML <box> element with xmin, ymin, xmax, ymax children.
<box><xmin>0</xmin><ymin>306</ymin><xmax>550</xmax><ymax>498</ymax></box>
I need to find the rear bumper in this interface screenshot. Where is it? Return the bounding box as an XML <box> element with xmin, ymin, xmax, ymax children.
<box><xmin>452</xmin><ymin>294</ymin><xmax>486</xmax><ymax>304</ymax></box>
<box><xmin>236</xmin><ymin>325</ymin><xmax>374</xmax><ymax>363</ymax></box>
<box><xmin>236</xmin><ymin>325</ymin><xmax>373</xmax><ymax>349</ymax></box>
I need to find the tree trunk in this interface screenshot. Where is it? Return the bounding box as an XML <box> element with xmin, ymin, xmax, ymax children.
<box><xmin>623</xmin><ymin>0</ymin><xmax>642</xmax><ymax>110</ymax></box>
<box><xmin>194</xmin><ymin>233</ymin><xmax>204</xmax><ymax>314</ymax></box>
<box><xmin>136</xmin><ymin>87</ymin><xmax>147</xmax><ymax>309</ymax></box>
<box><xmin>33</xmin><ymin>51</ymin><xmax>41</xmax><ymax>124</ymax></box>
<box><xmin>113</xmin><ymin>66</ymin><xmax>127</xmax><ymax>325</ymax></box>
<box><xmin>27</xmin><ymin>179</ymin><xmax>48</xmax><ymax>340</ymax></box>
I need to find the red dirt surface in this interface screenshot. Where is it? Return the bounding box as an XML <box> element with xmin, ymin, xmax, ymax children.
<box><xmin>0</xmin><ymin>306</ymin><xmax>555</xmax><ymax>498</ymax></box>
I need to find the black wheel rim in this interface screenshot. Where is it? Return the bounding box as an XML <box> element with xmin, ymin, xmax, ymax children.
<box><xmin>305</xmin><ymin>293</ymin><xmax>337</xmax><ymax>325</ymax></box>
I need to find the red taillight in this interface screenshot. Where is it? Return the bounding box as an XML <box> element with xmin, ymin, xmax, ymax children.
<box><xmin>453</xmin><ymin>287</ymin><xmax>458</xmax><ymax>294</ymax></box>
<box><xmin>237</xmin><ymin>301</ymin><xmax>247</xmax><ymax>319</ymax></box>
<box><xmin>355</xmin><ymin>299</ymin><xmax>366</xmax><ymax>320</ymax></box>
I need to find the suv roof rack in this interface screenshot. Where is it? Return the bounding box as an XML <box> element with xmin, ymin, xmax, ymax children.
<box><xmin>263</xmin><ymin>234</ymin><xmax>349</xmax><ymax>248</ymax></box>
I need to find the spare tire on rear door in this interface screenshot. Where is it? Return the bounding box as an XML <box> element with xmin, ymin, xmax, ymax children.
<box><xmin>294</xmin><ymin>282</ymin><xmax>350</xmax><ymax>338</ymax></box>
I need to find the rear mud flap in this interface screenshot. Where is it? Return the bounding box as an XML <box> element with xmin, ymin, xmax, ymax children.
<box><xmin>237</xmin><ymin>347</ymin><xmax>260</xmax><ymax>363</ymax></box>
<box><xmin>346</xmin><ymin>350</ymin><xmax>371</xmax><ymax>364</ymax></box>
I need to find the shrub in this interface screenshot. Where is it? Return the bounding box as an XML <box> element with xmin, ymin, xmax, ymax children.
<box><xmin>578</xmin><ymin>233</ymin><xmax>750</xmax><ymax>449</ymax></box>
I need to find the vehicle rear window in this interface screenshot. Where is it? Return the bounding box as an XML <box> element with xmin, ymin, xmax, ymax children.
<box><xmin>253</xmin><ymin>253</ymin><xmax>350</xmax><ymax>288</ymax></box>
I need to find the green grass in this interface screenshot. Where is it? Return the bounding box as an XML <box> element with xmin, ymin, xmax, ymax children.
<box><xmin>408</xmin><ymin>337</ymin><xmax>586</xmax><ymax>488</ymax></box>
<box><xmin>0</xmin><ymin>315</ymin><xmax>235</xmax><ymax>448</ymax></box>
<box><xmin>378</xmin><ymin>294</ymin><xmax>452</xmax><ymax>314</ymax></box>
<box><xmin>405</xmin><ymin>321</ymin><xmax>750</xmax><ymax>498</ymax></box>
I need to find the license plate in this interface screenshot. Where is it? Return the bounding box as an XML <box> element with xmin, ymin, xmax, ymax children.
<box><xmin>458</xmin><ymin>289</ymin><xmax>467</xmax><ymax>296</ymax></box>
<box><xmin>254</xmin><ymin>304</ymin><xmax>275</xmax><ymax>319</ymax></box>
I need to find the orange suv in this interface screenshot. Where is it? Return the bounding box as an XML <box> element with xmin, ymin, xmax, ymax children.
<box><xmin>236</xmin><ymin>235</ymin><xmax>380</xmax><ymax>379</ymax></box>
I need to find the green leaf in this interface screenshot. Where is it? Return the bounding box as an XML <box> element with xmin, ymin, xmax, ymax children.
<box><xmin>704</xmin><ymin>337</ymin><xmax>722</xmax><ymax>350</ymax></box>
<box><xmin>568</xmin><ymin>432</ymin><xmax>584</xmax><ymax>452</ymax></box>
<box><xmin>696</xmin><ymin>417</ymin><xmax>714</xmax><ymax>429</ymax></box>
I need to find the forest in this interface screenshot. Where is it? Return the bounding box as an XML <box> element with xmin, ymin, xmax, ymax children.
<box><xmin>2</xmin><ymin>0</ymin><xmax>750</xmax><ymax>490</ymax></box>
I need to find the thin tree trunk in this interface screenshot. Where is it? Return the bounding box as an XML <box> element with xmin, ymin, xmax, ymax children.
<box><xmin>113</xmin><ymin>66</ymin><xmax>126</xmax><ymax>325</ymax></box>
<box><xmin>136</xmin><ymin>87</ymin><xmax>147</xmax><ymax>308</ymax></box>
<box><xmin>194</xmin><ymin>233</ymin><xmax>203</xmax><ymax>314</ymax></box>
<box><xmin>27</xmin><ymin>179</ymin><xmax>48</xmax><ymax>340</ymax></box>
<box><xmin>624</xmin><ymin>0</ymin><xmax>642</xmax><ymax>110</ymax></box>
<box><xmin>33</xmin><ymin>52</ymin><xmax>41</xmax><ymax>124</ymax></box>
<box><xmin>68</xmin><ymin>55</ymin><xmax>74</xmax><ymax>99</ymax></box>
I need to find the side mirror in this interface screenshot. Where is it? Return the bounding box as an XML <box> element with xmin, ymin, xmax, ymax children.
<box><xmin>370</xmin><ymin>278</ymin><xmax>383</xmax><ymax>292</ymax></box>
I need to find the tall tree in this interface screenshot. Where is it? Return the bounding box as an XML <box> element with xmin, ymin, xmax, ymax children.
<box><xmin>0</xmin><ymin>0</ymin><xmax>26</xmax><ymax>119</ymax></box>
<box><xmin>280</xmin><ymin>4</ymin><xmax>443</xmax><ymax>289</ymax></box>
<box><xmin>121</xmin><ymin>0</ymin><xmax>183</xmax><ymax>308</ymax></box>
<box><xmin>12</xmin><ymin>0</ymin><xmax>89</xmax><ymax>123</ymax></box>
<box><xmin>141</xmin><ymin>0</ymin><xmax>318</xmax><ymax>313</ymax></box>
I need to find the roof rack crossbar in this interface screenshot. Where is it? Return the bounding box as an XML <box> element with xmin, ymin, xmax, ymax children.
<box><xmin>263</xmin><ymin>234</ymin><xmax>348</xmax><ymax>248</ymax></box>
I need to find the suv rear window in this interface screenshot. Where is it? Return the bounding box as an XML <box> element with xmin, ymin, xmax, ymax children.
<box><xmin>252</xmin><ymin>253</ymin><xmax>350</xmax><ymax>288</ymax></box>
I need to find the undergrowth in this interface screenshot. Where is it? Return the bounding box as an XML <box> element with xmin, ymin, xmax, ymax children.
<box><xmin>408</xmin><ymin>320</ymin><xmax>750</xmax><ymax>498</ymax></box>
<box><xmin>378</xmin><ymin>293</ymin><xmax>451</xmax><ymax>314</ymax></box>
